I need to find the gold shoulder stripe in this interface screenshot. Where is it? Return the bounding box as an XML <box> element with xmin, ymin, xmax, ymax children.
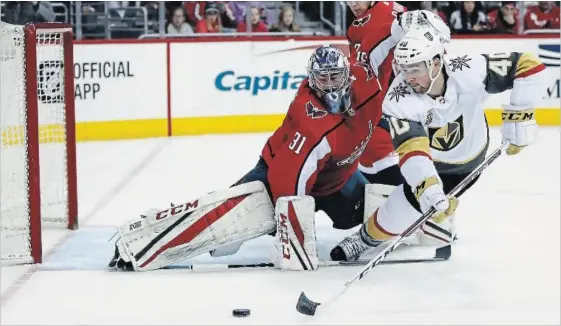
<box><xmin>396</xmin><ymin>136</ymin><xmax>430</xmax><ymax>159</ymax></box>
<box><xmin>515</xmin><ymin>53</ymin><xmax>543</xmax><ymax>77</ymax></box>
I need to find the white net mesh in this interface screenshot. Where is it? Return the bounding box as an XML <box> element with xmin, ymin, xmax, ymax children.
<box><xmin>0</xmin><ymin>23</ymin><xmax>30</xmax><ymax>263</ymax></box>
<box><xmin>36</xmin><ymin>28</ymin><xmax>69</xmax><ymax>225</ymax></box>
<box><xmin>0</xmin><ymin>22</ymin><xmax>70</xmax><ymax>264</ymax></box>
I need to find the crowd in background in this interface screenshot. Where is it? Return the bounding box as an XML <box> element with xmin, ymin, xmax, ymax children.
<box><xmin>165</xmin><ymin>2</ymin><xmax>301</xmax><ymax>34</ymax></box>
<box><xmin>426</xmin><ymin>1</ymin><xmax>560</xmax><ymax>34</ymax></box>
<box><xmin>0</xmin><ymin>1</ymin><xmax>559</xmax><ymax>38</ymax></box>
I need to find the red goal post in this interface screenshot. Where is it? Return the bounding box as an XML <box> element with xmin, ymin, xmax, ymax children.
<box><xmin>0</xmin><ymin>22</ymin><xmax>78</xmax><ymax>265</ymax></box>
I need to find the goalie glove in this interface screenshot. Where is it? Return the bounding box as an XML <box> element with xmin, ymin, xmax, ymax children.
<box><xmin>501</xmin><ymin>105</ymin><xmax>537</xmax><ymax>155</ymax></box>
<box><xmin>272</xmin><ymin>196</ymin><xmax>319</xmax><ymax>271</ymax></box>
<box><xmin>414</xmin><ymin>176</ymin><xmax>458</xmax><ymax>223</ymax></box>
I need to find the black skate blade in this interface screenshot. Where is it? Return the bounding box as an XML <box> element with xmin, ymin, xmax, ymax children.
<box><xmin>296</xmin><ymin>292</ymin><xmax>320</xmax><ymax>316</ymax></box>
<box><xmin>339</xmin><ymin>244</ymin><xmax>451</xmax><ymax>266</ymax></box>
<box><xmin>435</xmin><ymin>244</ymin><xmax>452</xmax><ymax>259</ymax></box>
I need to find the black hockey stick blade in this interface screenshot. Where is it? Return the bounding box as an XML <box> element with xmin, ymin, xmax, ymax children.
<box><xmin>435</xmin><ymin>244</ymin><xmax>452</xmax><ymax>259</ymax></box>
<box><xmin>296</xmin><ymin>292</ymin><xmax>320</xmax><ymax>316</ymax></box>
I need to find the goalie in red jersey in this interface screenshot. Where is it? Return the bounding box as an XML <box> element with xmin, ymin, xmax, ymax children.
<box><xmin>109</xmin><ymin>45</ymin><xmax>387</xmax><ymax>272</ymax></box>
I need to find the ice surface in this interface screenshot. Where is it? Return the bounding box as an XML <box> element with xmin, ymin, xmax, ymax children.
<box><xmin>1</xmin><ymin>128</ymin><xmax>559</xmax><ymax>325</ymax></box>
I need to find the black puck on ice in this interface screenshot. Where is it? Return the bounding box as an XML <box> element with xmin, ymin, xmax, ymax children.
<box><xmin>232</xmin><ymin>309</ymin><xmax>251</xmax><ymax>317</ymax></box>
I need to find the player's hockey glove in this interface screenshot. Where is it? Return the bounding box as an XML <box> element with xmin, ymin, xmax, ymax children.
<box><xmin>501</xmin><ymin>105</ymin><xmax>537</xmax><ymax>155</ymax></box>
<box><xmin>414</xmin><ymin>176</ymin><xmax>458</xmax><ymax>223</ymax></box>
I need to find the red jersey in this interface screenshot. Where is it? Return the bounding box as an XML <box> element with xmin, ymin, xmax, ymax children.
<box><xmin>524</xmin><ymin>5</ymin><xmax>560</xmax><ymax>29</ymax></box>
<box><xmin>237</xmin><ymin>21</ymin><xmax>269</xmax><ymax>33</ymax></box>
<box><xmin>347</xmin><ymin>1</ymin><xmax>405</xmax><ymax>89</ymax></box>
<box><xmin>347</xmin><ymin>2</ymin><xmax>406</xmax><ymax>172</ymax></box>
<box><xmin>261</xmin><ymin>63</ymin><xmax>382</xmax><ymax>202</ymax></box>
<box><xmin>487</xmin><ymin>9</ymin><xmax>520</xmax><ymax>34</ymax></box>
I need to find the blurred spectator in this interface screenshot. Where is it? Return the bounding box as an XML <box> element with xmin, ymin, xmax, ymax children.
<box><xmin>258</xmin><ymin>5</ymin><xmax>272</xmax><ymax>26</ymax></box>
<box><xmin>227</xmin><ymin>1</ymin><xmax>248</xmax><ymax>23</ymax></box>
<box><xmin>449</xmin><ymin>1</ymin><xmax>489</xmax><ymax>33</ymax></box>
<box><xmin>143</xmin><ymin>1</ymin><xmax>159</xmax><ymax>21</ymax></box>
<box><xmin>487</xmin><ymin>1</ymin><xmax>520</xmax><ymax>34</ymax></box>
<box><xmin>236</xmin><ymin>6</ymin><xmax>268</xmax><ymax>33</ymax></box>
<box><xmin>524</xmin><ymin>1</ymin><xmax>560</xmax><ymax>30</ymax></box>
<box><xmin>184</xmin><ymin>1</ymin><xmax>205</xmax><ymax>25</ymax></box>
<box><xmin>270</xmin><ymin>5</ymin><xmax>301</xmax><ymax>32</ymax></box>
<box><xmin>35</xmin><ymin>1</ymin><xmax>56</xmax><ymax>22</ymax></box>
<box><xmin>227</xmin><ymin>2</ymin><xmax>268</xmax><ymax>25</ymax></box>
<box><xmin>420</xmin><ymin>2</ymin><xmax>448</xmax><ymax>24</ymax></box>
<box><xmin>2</xmin><ymin>1</ymin><xmax>54</xmax><ymax>24</ymax></box>
<box><xmin>216</xmin><ymin>2</ymin><xmax>237</xmax><ymax>28</ymax></box>
<box><xmin>18</xmin><ymin>2</ymin><xmax>36</xmax><ymax>23</ymax></box>
<box><xmin>167</xmin><ymin>7</ymin><xmax>194</xmax><ymax>34</ymax></box>
<box><xmin>195</xmin><ymin>3</ymin><xmax>223</xmax><ymax>33</ymax></box>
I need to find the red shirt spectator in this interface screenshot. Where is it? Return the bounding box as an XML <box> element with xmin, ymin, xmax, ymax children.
<box><xmin>184</xmin><ymin>1</ymin><xmax>206</xmax><ymax>25</ymax></box>
<box><xmin>524</xmin><ymin>1</ymin><xmax>560</xmax><ymax>30</ymax></box>
<box><xmin>237</xmin><ymin>6</ymin><xmax>269</xmax><ymax>33</ymax></box>
<box><xmin>487</xmin><ymin>1</ymin><xmax>520</xmax><ymax>34</ymax></box>
<box><xmin>195</xmin><ymin>3</ymin><xmax>223</xmax><ymax>33</ymax></box>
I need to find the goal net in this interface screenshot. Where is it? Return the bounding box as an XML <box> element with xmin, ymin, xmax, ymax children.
<box><xmin>0</xmin><ymin>22</ymin><xmax>78</xmax><ymax>265</ymax></box>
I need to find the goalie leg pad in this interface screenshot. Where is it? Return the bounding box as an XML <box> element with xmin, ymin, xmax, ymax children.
<box><xmin>115</xmin><ymin>181</ymin><xmax>275</xmax><ymax>271</ymax></box>
<box><xmin>416</xmin><ymin>216</ymin><xmax>456</xmax><ymax>246</ymax></box>
<box><xmin>364</xmin><ymin>183</ymin><xmax>397</xmax><ymax>223</ymax></box>
<box><xmin>272</xmin><ymin>196</ymin><xmax>319</xmax><ymax>271</ymax></box>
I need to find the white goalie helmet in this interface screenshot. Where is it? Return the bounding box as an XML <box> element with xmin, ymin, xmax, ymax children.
<box><xmin>394</xmin><ymin>27</ymin><xmax>445</xmax><ymax>94</ymax></box>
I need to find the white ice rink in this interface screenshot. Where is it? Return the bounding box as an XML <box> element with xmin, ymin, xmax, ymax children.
<box><xmin>1</xmin><ymin>128</ymin><xmax>560</xmax><ymax>325</ymax></box>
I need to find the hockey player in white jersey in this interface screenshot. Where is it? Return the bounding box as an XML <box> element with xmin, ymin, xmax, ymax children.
<box><xmin>330</xmin><ymin>27</ymin><xmax>547</xmax><ymax>261</ymax></box>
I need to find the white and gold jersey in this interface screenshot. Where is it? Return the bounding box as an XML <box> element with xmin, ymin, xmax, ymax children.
<box><xmin>379</xmin><ymin>51</ymin><xmax>547</xmax><ymax>188</ymax></box>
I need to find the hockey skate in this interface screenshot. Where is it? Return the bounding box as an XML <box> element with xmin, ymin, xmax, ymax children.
<box><xmin>330</xmin><ymin>226</ymin><xmax>383</xmax><ymax>261</ymax></box>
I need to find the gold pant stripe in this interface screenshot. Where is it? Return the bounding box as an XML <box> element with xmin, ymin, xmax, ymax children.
<box><xmin>366</xmin><ymin>210</ymin><xmax>398</xmax><ymax>241</ymax></box>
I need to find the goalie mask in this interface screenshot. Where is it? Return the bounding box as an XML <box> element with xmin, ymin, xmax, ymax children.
<box><xmin>307</xmin><ymin>45</ymin><xmax>353</xmax><ymax>115</ymax></box>
<box><xmin>393</xmin><ymin>28</ymin><xmax>445</xmax><ymax>94</ymax></box>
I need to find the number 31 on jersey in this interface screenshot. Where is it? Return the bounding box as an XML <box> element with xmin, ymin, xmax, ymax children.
<box><xmin>289</xmin><ymin>131</ymin><xmax>307</xmax><ymax>154</ymax></box>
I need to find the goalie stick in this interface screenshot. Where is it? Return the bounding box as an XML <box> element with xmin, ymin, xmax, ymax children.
<box><xmin>161</xmin><ymin>245</ymin><xmax>451</xmax><ymax>272</ymax></box>
<box><xmin>36</xmin><ymin>246</ymin><xmax>450</xmax><ymax>272</ymax></box>
<box><xmin>296</xmin><ymin>141</ymin><xmax>511</xmax><ymax>316</ymax></box>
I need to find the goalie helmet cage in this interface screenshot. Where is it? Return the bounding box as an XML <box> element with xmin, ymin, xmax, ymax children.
<box><xmin>0</xmin><ymin>22</ymin><xmax>78</xmax><ymax>265</ymax></box>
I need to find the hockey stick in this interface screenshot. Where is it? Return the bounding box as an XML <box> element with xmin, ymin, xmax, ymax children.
<box><xmin>161</xmin><ymin>245</ymin><xmax>451</xmax><ymax>272</ymax></box>
<box><xmin>38</xmin><ymin>247</ymin><xmax>451</xmax><ymax>272</ymax></box>
<box><xmin>296</xmin><ymin>141</ymin><xmax>511</xmax><ymax>316</ymax></box>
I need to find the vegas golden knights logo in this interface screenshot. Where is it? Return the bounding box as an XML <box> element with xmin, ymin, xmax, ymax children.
<box><xmin>428</xmin><ymin>115</ymin><xmax>464</xmax><ymax>151</ymax></box>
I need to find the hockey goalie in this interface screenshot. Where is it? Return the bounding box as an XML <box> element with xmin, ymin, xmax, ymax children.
<box><xmin>108</xmin><ymin>44</ymin><xmax>388</xmax><ymax>272</ymax></box>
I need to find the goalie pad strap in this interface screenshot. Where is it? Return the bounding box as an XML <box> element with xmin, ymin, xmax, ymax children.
<box><xmin>364</xmin><ymin>183</ymin><xmax>396</xmax><ymax>223</ymax></box>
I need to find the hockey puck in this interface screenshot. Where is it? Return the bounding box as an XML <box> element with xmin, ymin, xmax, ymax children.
<box><xmin>232</xmin><ymin>309</ymin><xmax>251</xmax><ymax>317</ymax></box>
